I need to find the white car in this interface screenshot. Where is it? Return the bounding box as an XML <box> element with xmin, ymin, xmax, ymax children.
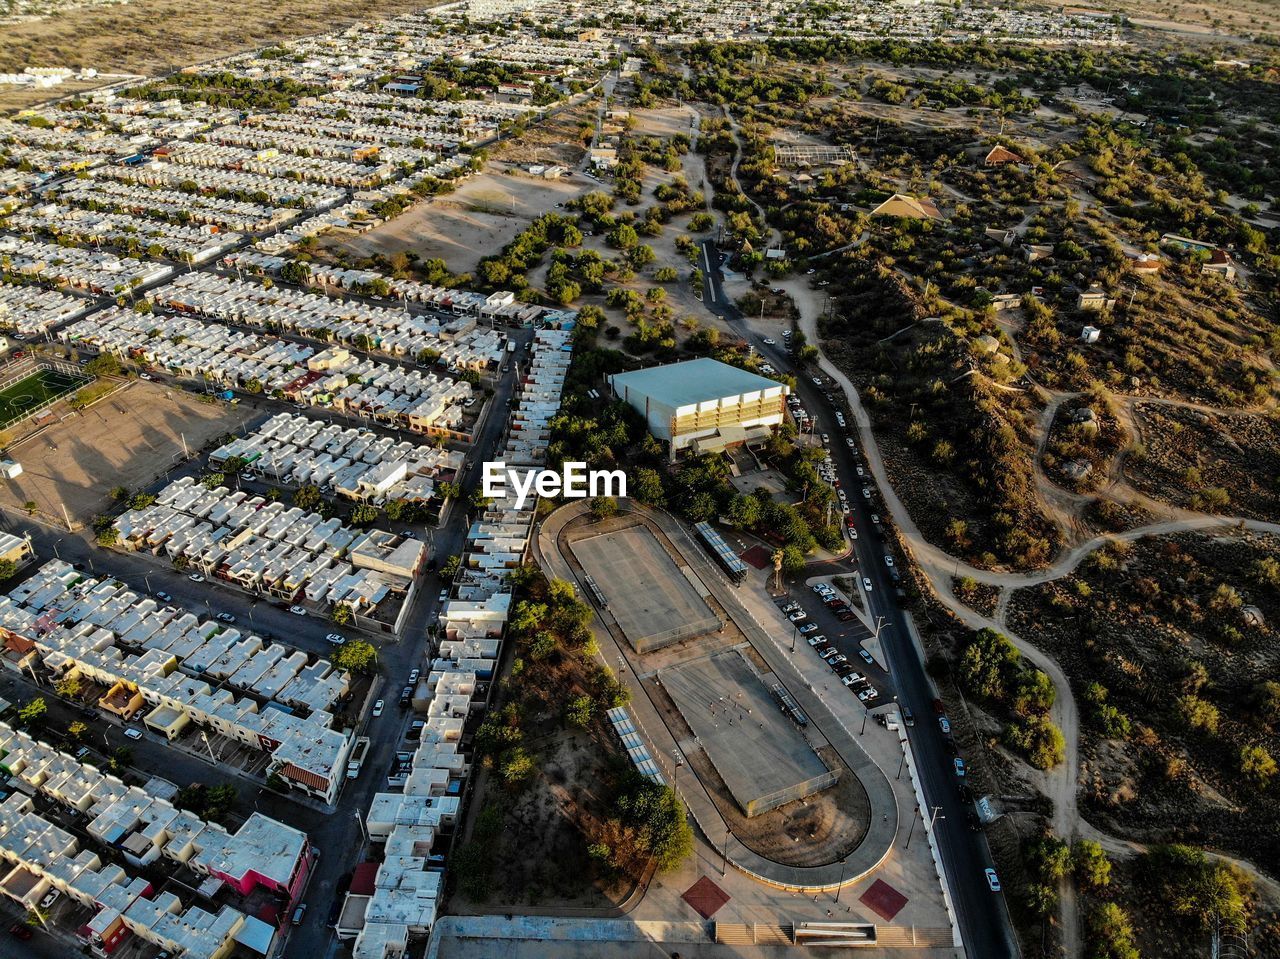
<box><xmin>985</xmin><ymin>868</ymin><xmax>1001</xmax><ymax>892</ymax></box>
<box><xmin>787</xmin><ymin>611</ymin><xmax>807</xmax><ymax>623</ymax></box>
<box><xmin>289</xmin><ymin>605</ymin><xmax>306</xmax><ymax>616</ymax></box>
<box><xmin>123</xmin><ymin>727</ymin><xmax>143</xmax><ymax>740</ymax></box>
<box><xmin>863</xmin><ymin>577</ymin><xmax>874</xmax><ymax>592</ymax></box>
<box><xmin>372</xmin><ymin>700</ymin><xmax>384</xmax><ymax>717</ymax></box>
<box><xmin>845</xmin><ymin>437</ymin><xmax>855</xmax><ymax>448</ymax></box>
<box><xmin>885</xmin><ymin>556</ymin><xmax>895</xmax><ymax>568</ymax></box>
<box><xmin>811</xmin><ymin>376</ymin><xmax>823</xmax><ymax>387</ymax></box>
<box><xmin>39</xmin><ymin>890</ymin><xmax>61</xmax><ymax>910</ymax></box>
<box><xmin>939</xmin><ymin>716</ymin><xmax>952</xmax><ymax>734</ymax></box>
<box><xmin>325</xmin><ymin>633</ymin><xmax>346</xmax><ymax>645</ymax></box>
<box><xmin>812</xmin><ymin>584</ymin><xmax>832</xmax><ymax>595</ymax></box>
<box><xmin>762</xmin><ymin>337</ymin><xmax>776</xmax><ymax>346</ymax></box>
<box><xmin>188</xmin><ymin>573</ymin><xmax>205</xmax><ymax>583</ymax></box>
<box><xmin>858</xmin><ymin>687</ymin><xmax>879</xmax><ymax>702</ymax></box>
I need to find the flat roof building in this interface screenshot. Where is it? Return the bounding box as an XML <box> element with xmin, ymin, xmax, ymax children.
<box><xmin>608</xmin><ymin>358</ymin><xmax>789</xmax><ymax>461</ymax></box>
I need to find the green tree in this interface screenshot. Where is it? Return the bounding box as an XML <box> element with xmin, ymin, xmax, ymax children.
<box><xmin>630</xmin><ymin>467</ymin><xmax>666</xmax><ymax>507</ymax></box>
<box><xmin>330</xmin><ymin>602</ymin><xmax>354</xmax><ymax>626</ymax></box>
<box><xmin>332</xmin><ymin>640</ymin><xmax>378</xmax><ymax>674</ymax></box>
<box><xmin>566</xmin><ymin>695</ymin><xmax>594</xmax><ymax>727</ymax></box>
<box><xmin>589</xmin><ymin>496</ymin><xmax>618</xmax><ymax>521</ymax></box>
<box><xmin>1240</xmin><ymin>744</ymin><xmax>1277</xmax><ymax>787</ymax></box>
<box><xmin>293</xmin><ymin>485</ymin><xmax>323</xmax><ymax>512</ymax></box>
<box><xmin>54</xmin><ymin>674</ymin><xmax>83</xmax><ymax>699</ymax></box>
<box><xmin>0</xmin><ymin>558</ymin><xmax>17</xmax><ymax>581</ymax></box>
<box><xmin>1073</xmin><ymin>839</ymin><xmax>1112</xmax><ymax>890</ymax></box>
<box><xmin>17</xmin><ymin>697</ymin><xmax>46</xmax><ymax>726</ymax></box>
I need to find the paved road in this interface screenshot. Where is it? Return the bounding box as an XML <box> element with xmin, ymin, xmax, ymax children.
<box><xmin>0</xmin><ymin>330</ymin><xmax>529</xmax><ymax>957</ymax></box>
<box><xmin>699</xmin><ymin>247</ymin><xmax>1018</xmax><ymax>959</ymax></box>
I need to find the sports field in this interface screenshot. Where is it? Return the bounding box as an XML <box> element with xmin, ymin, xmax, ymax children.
<box><xmin>0</xmin><ymin>367</ymin><xmax>89</xmax><ymax>428</ymax></box>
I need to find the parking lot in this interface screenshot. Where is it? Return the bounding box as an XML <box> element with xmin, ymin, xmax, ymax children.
<box><xmin>774</xmin><ymin>583</ymin><xmax>894</xmax><ymax>709</ymax></box>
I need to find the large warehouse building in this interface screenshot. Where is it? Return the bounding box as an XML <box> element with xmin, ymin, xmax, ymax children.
<box><xmin>608</xmin><ymin>358</ymin><xmax>790</xmax><ymax>461</ymax></box>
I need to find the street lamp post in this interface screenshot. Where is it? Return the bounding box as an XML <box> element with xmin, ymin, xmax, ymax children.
<box><xmin>721</xmin><ymin>830</ymin><xmax>731</xmax><ymax>876</ymax></box>
<box><xmin>790</xmin><ymin>622</ymin><xmax>798</xmax><ymax>653</ymax></box>
<box><xmin>834</xmin><ymin>858</ymin><xmax>849</xmax><ymax>903</ymax></box>
<box><xmin>861</xmin><ymin>707</ymin><xmax>868</xmax><ymax>735</ymax></box>
<box><xmin>905</xmin><ymin>807</ymin><xmax>920</xmax><ymax>849</ymax></box>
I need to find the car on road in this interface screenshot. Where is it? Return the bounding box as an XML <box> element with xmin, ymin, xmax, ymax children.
<box><xmin>292</xmin><ymin>904</ymin><xmax>308</xmax><ymax>926</ymax></box>
<box><xmin>861</xmin><ymin>487</ymin><xmax>872</xmax><ymax>500</ymax></box>
<box><xmin>884</xmin><ymin>555</ymin><xmax>894</xmax><ymax>568</ymax></box>
<box><xmin>123</xmin><ymin>728</ymin><xmax>142</xmax><ymax>741</ymax></box>
<box><xmin>762</xmin><ymin>337</ymin><xmax>775</xmax><ymax>345</ymax></box>
<box><xmin>984</xmin><ymin>868</ymin><xmax>1001</xmax><ymax>892</ymax></box>
<box><xmin>858</xmin><ymin>687</ymin><xmax>879</xmax><ymax>702</ymax></box>
<box><xmin>821</xmin><ymin>433</ymin><xmax>830</xmax><ymax>446</ymax></box>
<box><xmin>787</xmin><ymin>611</ymin><xmax>807</xmax><ymax>623</ymax></box>
<box><xmin>856</xmin><ymin>466</ymin><xmax>865</xmax><ymax>477</ymax></box>
<box><xmin>215</xmin><ymin>612</ymin><xmax>236</xmax><ymax>623</ymax></box>
<box><xmin>811</xmin><ymin>376</ymin><xmax>823</xmax><ymax>386</ymax></box>
<box><xmin>399</xmin><ymin>686</ymin><xmax>413</xmax><ymax>706</ymax></box>
<box><xmin>863</xmin><ymin>577</ymin><xmax>873</xmax><ymax>592</ymax></box>
<box><xmin>7</xmin><ymin>923</ymin><xmax>32</xmax><ymax>941</ymax></box>
<box><xmin>954</xmin><ymin>758</ymin><xmax>967</xmax><ymax>778</ymax></box>
<box><xmin>155</xmin><ymin>591</ymin><xmax>172</xmax><ymax>602</ymax></box>
<box><xmin>289</xmin><ymin>605</ymin><xmax>306</xmax><ymax>616</ymax></box>
<box><xmin>858</xmin><ymin>648</ymin><xmax>874</xmax><ymax>665</ymax></box>
<box><xmin>845</xmin><ymin>437</ymin><xmax>855</xmax><ymax>448</ymax></box>
<box><xmin>939</xmin><ymin>716</ymin><xmax>951</xmax><ymax>734</ymax></box>
<box><xmin>408</xmin><ymin>668</ymin><xmax>420</xmax><ymax>685</ymax></box>
<box><xmin>372</xmin><ymin>700</ymin><xmax>384</xmax><ymax>717</ymax></box>
<box><xmin>325</xmin><ymin>633</ymin><xmax>346</xmax><ymax>645</ymax></box>
<box><xmin>798</xmin><ymin>623</ymin><xmax>819</xmax><ymax>635</ymax></box>
<box><xmin>139</xmin><ymin>372</ymin><xmax>153</xmax><ymax>381</ymax></box>
<box><xmin>187</xmin><ymin>574</ymin><xmax>205</xmax><ymax>583</ymax></box>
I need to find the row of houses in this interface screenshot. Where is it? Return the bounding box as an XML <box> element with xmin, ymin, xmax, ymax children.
<box><xmin>0</xmin><ymin>278</ymin><xmax>95</xmax><ymax>336</ymax></box>
<box><xmin>6</xmin><ymin>205</ymin><xmax>243</xmax><ymax>265</ymax></box>
<box><xmin>54</xmin><ymin>176</ymin><xmax>299</xmax><ymax>235</ymax></box>
<box><xmin>113</xmin><ymin>476</ymin><xmax>425</xmax><ymax>631</ymax></box>
<box><xmin>153</xmin><ymin>270</ymin><xmax>505</xmax><ymax>373</ymax></box>
<box><xmin>0</xmin><ymin>236</ymin><xmax>172</xmax><ymax>296</ymax></box>
<box><xmin>0</xmin><ymin>720</ymin><xmax>312</xmax><ymax>904</ymax></box>
<box><xmin>209</xmin><ymin>412</ymin><xmax>465</xmax><ymax>505</ymax></box>
<box><xmin>344</xmin><ymin>327</ymin><xmax>574</xmax><ymax>959</ymax></box>
<box><xmin>96</xmin><ymin>159</ymin><xmax>347</xmax><ymax>212</ymax></box>
<box><xmin>164</xmin><ymin>142</ymin><xmax>399</xmax><ymax>191</ymax></box>
<box><xmin>0</xmin><ymin>560</ymin><xmax>354</xmax><ymax>805</ymax></box>
<box><xmin>0</xmin><ymin>791</ymin><xmax>272</xmax><ymax>959</ymax></box>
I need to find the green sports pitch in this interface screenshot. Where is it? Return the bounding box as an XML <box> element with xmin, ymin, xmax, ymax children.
<box><xmin>0</xmin><ymin>367</ymin><xmax>90</xmax><ymax>429</ymax></box>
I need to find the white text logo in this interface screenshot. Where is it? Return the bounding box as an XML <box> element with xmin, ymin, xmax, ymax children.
<box><xmin>482</xmin><ymin>461</ymin><xmax>626</xmax><ymax>509</ymax></box>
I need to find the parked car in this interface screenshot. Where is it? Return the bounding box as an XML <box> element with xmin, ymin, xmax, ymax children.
<box><xmin>954</xmin><ymin>758</ymin><xmax>967</xmax><ymax>778</ymax></box>
<box><xmin>187</xmin><ymin>574</ymin><xmax>205</xmax><ymax>583</ymax></box>
<box><xmin>215</xmin><ymin>612</ymin><xmax>236</xmax><ymax>624</ymax></box>
<box><xmin>798</xmin><ymin>623</ymin><xmax>819</xmax><ymax>635</ymax></box>
<box><xmin>858</xmin><ymin>687</ymin><xmax>879</xmax><ymax>702</ymax></box>
<box><xmin>38</xmin><ymin>890</ymin><xmax>60</xmax><ymax>910</ymax></box>
<box><xmin>787</xmin><ymin>611</ymin><xmax>807</xmax><ymax>623</ymax></box>
<box><xmin>984</xmin><ymin>868</ymin><xmax>1001</xmax><ymax>892</ymax></box>
<box><xmin>938</xmin><ymin>716</ymin><xmax>952</xmax><ymax>734</ymax></box>
<box><xmin>901</xmin><ymin>707</ymin><xmax>915</xmax><ymax>727</ymax></box>
<box><xmin>827</xmin><ymin>654</ymin><xmax>848</xmax><ymax>666</ymax></box>
<box><xmin>863</xmin><ymin>577</ymin><xmax>874</xmax><ymax>592</ymax></box>
<box><xmin>812</xmin><ymin>584</ymin><xmax>832</xmax><ymax>596</ymax></box>
<box><xmin>858</xmin><ymin>648</ymin><xmax>875</xmax><ymax>665</ymax></box>
<box><xmin>408</xmin><ymin>668</ymin><xmax>420</xmax><ymax>685</ymax></box>
<box><xmin>841</xmin><ymin>673</ymin><xmax>863</xmax><ymax>688</ymax></box>
<box><xmin>837</xmin><ymin>610</ymin><xmax>857</xmax><ymax>622</ymax></box>
<box><xmin>762</xmin><ymin>337</ymin><xmax>775</xmax><ymax>346</ymax></box>
<box><xmin>292</xmin><ymin>904</ymin><xmax>308</xmax><ymax>926</ymax></box>
<box><xmin>289</xmin><ymin>605</ymin><xmax>306</xmax><ymax>616</ymax></box>
<box><xmin>325</xmin><ymin>633</ymin><xmax>346</xmax><ymax>645</ymax></box>
<box><xmin>123</xmin><ymin>728</ymin><xmax>142</xmax><ymax>741</ymax></box>
<box><xmin>155</xmin><ymin>591</ymin><xmax>172</xmax><ymax>602</ymax></box>
<box><xmin>372</xmin><ymin>700</ymin><xmax>384</xmax><ymax>717</ymax></box>
<box><xmin>884</xmin><ymin>555</ymin><xmax>895</xmax><ymax>568</ymax></box>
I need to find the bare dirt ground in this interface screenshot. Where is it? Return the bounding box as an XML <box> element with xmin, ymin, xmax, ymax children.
<box><xmin>0</xmin><ymin>381</ymin><xmax>251</xmax><ymax>524</ymax></box>
<box><xmin>0</xmin><ymin>0</ymin><xmax>443</xmax><ymax>78</ymax></box>
<box><xmin>327</xmin><ymin>166</ymin><xmax>595</xmax><ymax>275</ymax></box>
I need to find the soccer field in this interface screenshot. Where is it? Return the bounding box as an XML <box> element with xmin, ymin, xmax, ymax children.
<box><xmin>0</xmin><ymin>368</ymin><xmax>89</xmax><ymax>428</ymax></box>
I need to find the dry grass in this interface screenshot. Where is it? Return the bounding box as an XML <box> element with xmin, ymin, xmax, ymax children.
<box><xmin>0</xmin><ymin>0</ymin><xmax>444</xmax><ymax>78</ymax></box>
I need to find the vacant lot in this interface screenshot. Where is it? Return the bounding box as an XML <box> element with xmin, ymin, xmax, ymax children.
<box><xmin>328</xmin><ymin>167</ymin><xmax>593</xmax><ymax>275</ymax></box>
<box><xmin>0</xmin><ymin>382</ymin><xmax>252</xmax><ymax>524</ymax></box>
<box><xmin>0</xmin><ymin>0</ymin><xmax>441</xmax><ymax>79</ymax></box>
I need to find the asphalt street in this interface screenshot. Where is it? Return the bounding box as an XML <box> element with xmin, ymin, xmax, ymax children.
<box><xmin>0</xmin><ymin>329</ymin><xmax>529</xmax><ymax>959</ymax></box>
<box><xmin>700</xmin><ymin>243</ymin><xmax>1020</xmax><ymax>959</ymax></box>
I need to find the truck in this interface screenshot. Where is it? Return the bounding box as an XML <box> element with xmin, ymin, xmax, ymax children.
<box><xmin>346</xmin><ymin>737</ymin><xmax>370</xmax><ymax>779</ymax></box>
